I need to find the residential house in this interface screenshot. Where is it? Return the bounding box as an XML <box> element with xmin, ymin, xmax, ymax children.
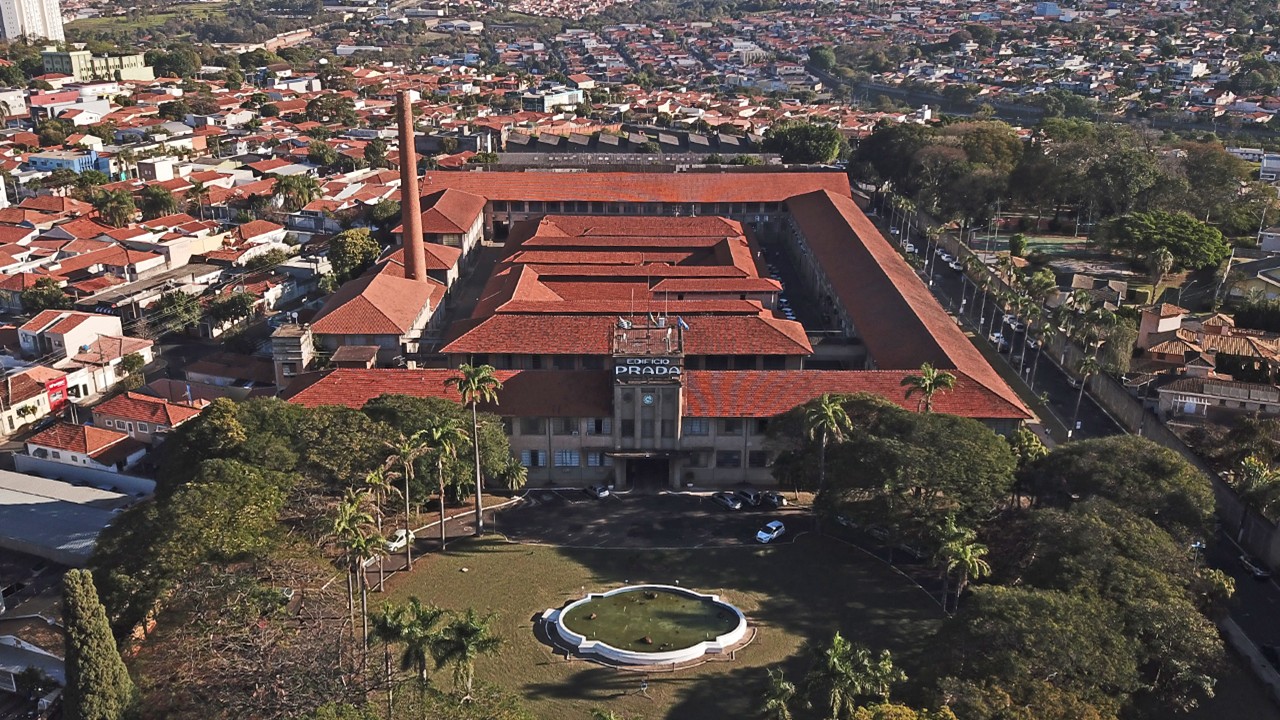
<box><xmin>0</xmin><ymin>365</ymin><xmax>67</xmax><ymax>435</ymax></box>
<box><xmin>91</xmin><ymin>391</ymin><xmax>205</xmax><ymax>444</ymax></box>
<box><xmin>23</xmin><ymin>422</ymin><xmax>147</xmax><ymax>474</ymax></box>
<box><xmin>17</xmin><ymin>310</ymin><xmax>123</xmax><ymax>360</ymax></box>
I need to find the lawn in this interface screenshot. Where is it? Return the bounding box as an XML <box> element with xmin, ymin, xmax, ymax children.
<box><xmin>384</xmin><ymin>535</ymin><xmax>942</xmax><ymax>719</ymax></box>
<box><xmin>67</xmin><ymin>3</ymin><xmax>227</xmax><ymax>32</ymax></box>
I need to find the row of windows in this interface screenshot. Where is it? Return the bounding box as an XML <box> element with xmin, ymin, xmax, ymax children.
<box><xmin>466</xmin><ymin>354</ymin><xmax>788</xmax><ymax>371</ymax></box>
<box><xmin>519</xmin><ymin>449</ymin><xmax>770</xmax><ymax>469</ymax></box>
<box><xmin>513</xmin><ymin>417</ymin><xmax>768</xmax><ymax>437</ymax></box>
<box><xmin>101</xmin><ymin>418</ymin><xmax>150</xmax><ymax>433</ymax></box>
<box><xmin>521</xmin><ymin>449</ymin><xmax>615</xmax><ymax>468</ymax></box>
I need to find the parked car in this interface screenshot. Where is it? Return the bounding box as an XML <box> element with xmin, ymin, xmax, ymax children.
<box><xmin>902</xmin><ymin>242</ymin><xmax>916</xmax><ymax>253</ymax></box>
<box><xmin>1240</xmin><ymin>554</ymin><xmax>1273</xmax><ymax>580</ymax></box>
<box><xmin>711</xmin><ymin>492</ymin><xmax>743</xmax><ymax>510</ymax></box>
<box><xmin>948</xmin><ymin>260</ymin><xmax>964</xmax><ymax>271</ymax></box>
<box><xmin>1026</xmin><ymin>338</ymin><xmax>1041</xmax><ymax>350</ymax></box>
<box><xmin>1007</xmin><ymin>320</ymin><xmax>1026</xmax><ymax>332</ymax></box>
<box><xmin>868</xmin><ymin>525</ymin><xmax>890</xmax><ymax>542</ymax></box>
<box><xmin>939</xmin><ymin>251</ymin><xmax>955</xmax><ymax>263</ymax></box>
<box><xmin>734</xmin><ymin>489</ymin><xmax>763</xmax><ymax>507</ymax></box>
<box><xmin>762</xmin><ymin>491</ymin><xmax>787</xmax><ymax>508</ymax></box>
<box><xmin>756</xmin><ymin>520</ymin><xmax>786</xmax><ymax>544</ymax></box>
<box><xmin>584</xmin><ymin>484</ymin><xmax>610</xmax><ymax>499</ymax></box>
<box><xmin>387</xmin><ymin>529</ymin><xmax>415</xmax><ymax>552</ymax></box>
<box><xmin>988</xmin><ymin>332</ymin><xmax>1009</xmax><ymax>350</ymax></box>
<box><xmin>834</xmin><ymin>513</ymin><xmax>856</xmax><ymax>529</ymax></box>
<box><xmin>895</xmin><ymin>543</ymin><xmax>929</xmax><ymax>562</ymax></box>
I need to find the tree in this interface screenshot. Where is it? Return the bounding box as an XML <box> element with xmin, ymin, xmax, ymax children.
<box><xmin>1008</xmin><ymin>232</ymin><xmax>1028</xmax><ymax>258</ymax></box>
<box><xmin>364</xmin><ymin>137</ymin><xmax>389</xmax><ymax>168</ymax></box>
<box><xmin>308</xmin><ymin>140</ymin><xmax>339</xmax><ymax>168</ymax></box>
<box><xmin>386</xmin><ymin>431</ymin><xmax>429</xmax><ymax>569</ymax></box>
<box><xmin>900</xmin><ymin>362</ymin><xmax>957</xmax><ymax>413</ymax></box>
<box><xmin>20</xmin><ymin>277</ymin><xmax>71</xmax><ymax>313</ymax></box>
<box><xmin>274</xmin><ymin>174</ymin><xmax>322</xmax><ymax>212</ymax></box>
<box><xmin>1070</xmin><ymin>353</ymin><xmax>1100</xmax><ymax>439</ymax></box>
<box><xmin>1148</xmin><ymin>246</ymin><xmax>1174</xmax><ymax>289</ymax></box>
<box><xmin>764</xmin><ymin>121</ymin><xmax>845</xmax><ymax>164</ymax></box>
<box><xmin>422</xmin><ymin>417</ymin><xmax>468</xmax><ymax>551</ymax></box>
<box><xmin>150</xmin><ymin>290</ymin><xmax>203</xmax><ymax>333</ymax></box>
<box><xmin>1099</xmin><ymin>210</ymin><xmax>1229</xmax><ymax>270</ymax></box>
<box><xmin>368</xmin><ymin>198</ymin><xmax>401</xmax><ymax>230</ymax></box>
<box><xmin>809</xmin><ymin>45</ymin><xmax>837</xmax><ymax>71</ymax></box>
<box><xmin>803</xmin><ymin>393</ymin><xmax>853</xmax><ymax>502</ymax></box>
<box><xmin>445</xmin><ymin>364</ymin><xmax>503</xmax><ymax>537</ymax></box>
<box><xmin>935</xmin><ymin>521</ymin><xmax>991</xmax><ymax>612</ymax></box>
<box><xmin>119</xmin><ymin>352</ymin><xmax>146</xmax><ymax>390</ymax></box>
<box><xmin>63</xmin><ymin>569</ymin><xmax>136</xmax><ymax>720</ymax></box>
<box><xmin>188</xmin><ymin>180</ymin><xmax>210</xmax><ymax>220</ymax></box>
<box><xmin>92</xmin><ymin>189</ymin><xmax>136</xmax><ymax>227</ymax></box>
<box><xmin>209</xmin><ymin>292</ymin><xmax>257</xmax><ymax>325</ymax></box>
<box><xmin>431</xmin><ymin>608</ymin><xmax>503</xmax><ymax>700</ymax></box>
<box><xmin>245</xmin><ymin>248</ymin><xmax>291</xmax><ymax>271</ymax></box>
<box><xmin>332</xmin><ymin>489</ymin><xmax>376</xmax><ymax>663</ymax></box>
<box><xmin>329</xmin><ymin>228</ymin><xmax>381</xmax><ymax>282</ymax></box>
<box><xmin>804</xmin><ymin>633</ymin><xmax>905</xmax><ymax>717</ymax></box>
<box><xmin>371</xmin><ymin>597</ymin><xmax>448</xmax><ymax>705</ymax></box>
<box><xmin>763</xmin><ymin>668</ymin><xmax>797</xmax><ymax>720</ymax></box>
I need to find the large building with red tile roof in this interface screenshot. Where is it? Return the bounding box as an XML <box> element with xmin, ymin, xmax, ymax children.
<box><xmin>283</xmin><ymin>166</ymin><xmax>1030</xmax><ymax>489</ymax></box>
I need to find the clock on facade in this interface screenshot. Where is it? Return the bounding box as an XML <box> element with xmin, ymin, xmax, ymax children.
<box><xmin>642</xmin><ymin>394</ymin><xmax>655</xmax><ymax>406</ymax></box>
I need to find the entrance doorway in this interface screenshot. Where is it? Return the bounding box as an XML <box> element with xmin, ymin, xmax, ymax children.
<box><xmin>627</xmin><ymin>458</ymin><xmax>670</xmax><ymax>492</ymax></box>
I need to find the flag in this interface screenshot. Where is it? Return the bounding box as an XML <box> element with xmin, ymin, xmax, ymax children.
<box><xmin>677</xmin><ymin>316</ymin><xmax>691</xmax><ymax>330</ymax></box>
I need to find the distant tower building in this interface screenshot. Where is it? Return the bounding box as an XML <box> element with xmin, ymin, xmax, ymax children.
<box><xmin>0</xmin><ymin>0</ymin><xmax>64</xmax><ymax>42</ymax></box>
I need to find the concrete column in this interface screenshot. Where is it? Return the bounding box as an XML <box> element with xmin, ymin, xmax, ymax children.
<box><xmin>397</xmin><ymin>91</ymin><xmax>427</xmax><ymax>283</ymax></box>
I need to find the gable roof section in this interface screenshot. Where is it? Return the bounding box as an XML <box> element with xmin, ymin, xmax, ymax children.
<box><xmin>28</xmin><ymin>422</ymin><xmax>129</xmax><ymax>455</ymax></box>
<box><xmin>92</xmin><ymin>392</ymin><xmax>204</xmax><ymax>427</ymax></box>
<box><xmin>785</xmin><ymin>189</ymin><xmax>1028</xmax><ymax>417</ymax></box>
<box><xmin>310</xmin><ymin>270</ymin><xmax>441</xmax><ymax>336</ymax></box>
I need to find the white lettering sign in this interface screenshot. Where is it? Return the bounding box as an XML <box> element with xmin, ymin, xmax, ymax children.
<box><xmin>615</xmin><ymin>365</ymin><xmax>683</xmax><ymax>376</ymax></box>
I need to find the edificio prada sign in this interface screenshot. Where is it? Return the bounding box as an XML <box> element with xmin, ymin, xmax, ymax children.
<box><xmin>615</xmin><ymin>357</ymin><xmax>683</xmax><ymax>376</ymax></box>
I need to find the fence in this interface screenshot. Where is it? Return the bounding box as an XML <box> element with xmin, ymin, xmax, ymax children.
<box><xmin>14</xmin><ymin>454</ymin><xmax>155</xmax><ymax>496</ymax></box>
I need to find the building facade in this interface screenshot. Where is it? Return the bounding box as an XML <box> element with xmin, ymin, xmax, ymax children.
<box><xmin>0</xmin><ymin>0</ymin><xmax>62</xmax><ymax>41</ymax></box>
<box><xmin>40</xmin><ymin>50</ymin><xmax>154</xmax><ymax>83</ymax></box>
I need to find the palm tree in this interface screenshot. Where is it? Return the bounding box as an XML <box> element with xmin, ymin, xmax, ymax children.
<box><xmin>1030</xmin><ymin>321</ymin><xmax>1057</xmax><ymax>389</ymax></box>
<box><xmin>804</xmin><ymin>394</ymin><xmax>852</xmax><ymax>499</ymax></box>
<box><xmin>1149</xmin><ymin>247</ymin><xmax>1174</xmax><ymax>292</ymax></box>
<box><xmin>1017</xmin><ymin>303</ymin><xmax>1041</xmax><ymax>375</ymax></box>
<box><xmin>445</xmin><ymin>363</ymin><xmax>503</xmax><ymax>537</ymax></box>
<box><xmin>498</xmin><ymin>455</ymin><xmax>527</xmax><ymax>491</ymax></box>
<box><xmin>332</xmin><ymin>489</ymin><xmax>375</xmax><ymax>663</ymax></box>
<box><xmin>422</xmin><ymin>417</ymin><xmax>468</xmax><ymax>552</ymax></box>
<box><xmin>386</xmin><ymin>431</ymin><xmax>430</xmax><ymax>570</ymax></box>
<box><xmin>432</xmin><ymin>608</ymin><xmax>503</xmax><ymax>701</ymax></box>
<box><xmin>348</xmin><ymin>528</ymin><xmax>384</xmax><ymax>661</ymax></box>
<box><xmin>188</xmin><ymin>180</ymin><xmax>210</xmax><ymax>220</ymax></box>
<box><xmin>92</xmin><ymin>189</ymin><xmax>136</xmax><ymax>227</ymax></box>
<box><xmin>362</xmin><ymin>466</ymin><xmax>402</xmax><ymax>591</ymax></box>
<box><xmin>804</xmin><ymin>632</ymin><xmax>904</xmax><ymax>718</ymax></box>
<box><xmin>1071</xmin><ymin>353</ymin><xmax>1102</xmax><ymax>440</ymax></box>
<box><xmin>273</xmin><ymin>174</ymin><xmax>322</xmax><ymax>212</ymax></box>
<box><xmin>371</xmin><ymin>597</ymin><xmax>448</xmax><ymax>711</ymax></box>
<box><xmin>900</xmin><ymin>362</ymin><xmax>957</xmax><ymax>413</ymax></box>
<box><xmin>763</xmin><ymin>668</ymin><xmax>796</xmax><ymax>720</ymax></box>
<box><xmin>936</xmin><ymin>528</ymin><xmax>991</xmax><ymax>613</ymax></box>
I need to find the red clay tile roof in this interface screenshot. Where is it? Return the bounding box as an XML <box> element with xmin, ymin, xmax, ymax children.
<box><xmin>92</xmin><ymin>391</ymin><xmax>203</xmax><ymax>427</ymax></box>
<box><xmin>311</xmin><ymin>270</ymin><xmax>442</xmax><ymax>336</ymax></box>
<box><xmin>417</xmin><ymin>171</ymin><xmax>850</xmax><ymax>204</ymax></box>
<box><xmin>232</xmin><ymin>219</ymin><xmax>285</xmax><ymax>243</ymax></box>
<box><xmin>284</xmin><ymin>368</ymin><xmax>612</xmax><ymax>417</ymax></box>
<box><xmin>785</xmin><ymin>190</ymin><xmax>1028</xmax><ymax>416</ymax></box>
<box><xmin>392</xmin><ymin>188</ymin><xmax>487</xmax><ymax>235</ymax></box>
<box><xmin>683</xmin><ymin>370</ymin><xmax>1030</xmax><ymax>419</ymax></box>
<box><xmin>28</xmin><ymin>422</ymin><xmax>128</xmax><ymax>454</ymax></box>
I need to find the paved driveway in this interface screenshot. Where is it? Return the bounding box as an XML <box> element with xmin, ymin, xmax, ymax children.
<box><xmin>490</xmin><ymin>491</ymin><xmax>811</xmax><ymax>549</ymax></box>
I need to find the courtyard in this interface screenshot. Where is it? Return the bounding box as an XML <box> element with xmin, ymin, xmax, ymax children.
<box><xmin>385</xmin><ymin>494</ymin><xmax>943</xmax><ymax>719</ymax></box>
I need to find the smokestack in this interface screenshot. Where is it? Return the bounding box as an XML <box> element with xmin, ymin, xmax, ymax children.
<box><xmin>397</xmin><ymin>90</ymin><xmax>427</xmax><ymax>283</ymax></box>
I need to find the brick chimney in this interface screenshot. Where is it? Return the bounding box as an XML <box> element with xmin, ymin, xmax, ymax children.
<box><xmin>397</xmin><ymin>90</ymin><xmax>427</xmax><ymax>283</ymax></box>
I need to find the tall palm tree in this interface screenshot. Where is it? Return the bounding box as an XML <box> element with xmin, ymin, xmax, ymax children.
<box><xmin>347</xmin><ymin>528</ymin><xmax>384</xmax><ymax>662</ymax></box>
<box><xmin>1071</xmin><ymin>353</ymin><xmax>1102</xmax><ymax>440</ymax></box>
<box><xmin>1017</xmin><ymin>303</ymin><xmax>1041</xmax><ymax>375</ymax></box>
<box><xmin>1030</xmin><ymin>321</ymin><xmax>1057</xmax><ymax>389</ymax></box>
<box><xmin>936</xmin><ymin>531</ymin><xmax>991</xmax><ymax>613</ymax></box>
<box><xmin>273</xmin><ymin>174</ymin><xmax>322</xmax><ymax>212</ymax></box>
<box><xmin>900</xmin><ymin>362</ymin><xmax>957</xmax><ymax>413</ymax></box>
<box><xmin>432</xmin><ymin>608</ymin><xmax>503</xmax><ymax>701</ymax></box>
<box><xmin>422</xmin><ymin>417</ymin><xmax>468</xmax><ymax>552</ymax></box>
<box><xmin>362</xmin><ymin>466</ymin><xmax>401</xmax><ymax>591</ymax></box>
<box><xmin>445</xmin><ymin>363</ymin><xmax>503</xmax><ymax>537</ymax></box>
<box><xmin>1149</xmin><ymin>247</ymin><xmax>1174</xmax><ymax>291</ymax></box>
<box><xmin>371</xmin><ymin>597</ymin><xmax>448</xmax><ymax>710</ymax></box>
<box><xmin>386</xmin><ymin>431</ymin><xmax>430</xmax><ymax>570</ymax></box>
<box><xmin>763</xmin><ymin>668</ymin><xmax>796</xmax><ymax>720</ymax></box>
<box><xmin>332</xmin><ymin>489</ymin><xmax>375</xmax><ymax>663</ymax></box>
<box><xmin>188</xmin><ymin>180</ymin><xmax>210</xmax><ymax>220</ymax></box>
<box><xmin>803</xmin><ymin>393</ymin><xmax>852</xmax><ymax>499</ymax></box>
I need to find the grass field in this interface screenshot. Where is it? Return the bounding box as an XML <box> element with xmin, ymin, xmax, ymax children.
<box><xmin>385</xmin><ymin>536</ymin><xmax>941</xmax><ymax>719</ymax></box>
<box><xmin>67</xmin><ymin>3</ymin><xmax>227</xmax><ymax>32</ymax></box>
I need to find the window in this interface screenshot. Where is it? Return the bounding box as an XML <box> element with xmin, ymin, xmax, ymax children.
<box><xmin>721</xmin><ymin>418</ymin><xmax>744</xmax><ymax>435</ymax></box>
<box><xmin>586</xmin><ymin>417</ymin><xmax>612</xmax><ymax>435</ymax></box>
<box><xmin>716</xmin><ymin>451</ymin><xmax>742</xmax><ymax>468</ymax></box>
<box><xmin>530</xmin><ymin>355</ymin><xmax>543</xmax><ymax>369</ymax></box>
<box><xmin>641</xmin><ymin>420</ymin><xmax>655</xmax><ymax>438</ymax></box>
<box><xmin>52</xmin><ymin>451</ymin><xmax>61</xmax><ymax>459</ymax></box>
<box><xmin>684</xmin><ymin>418</ymin><xmax>709</xmax><ymax>435</ymax></box>
<box><xmin>553</xmin><ymin>417</ymin><xmax>578</xmax><ymax>435</ymax></box>
<box><xmin>519</xmin><ymin>417</ymin><xmax>545</xmax><ymax>435</ymax></box>
<box><xmin>748</xmin><ymin>451</ymin><xmax>769</xmax><ymax>468</ymax></box>
<box><xmin>621</xmin><ymin>419</ymin><xmax>635</xmax><ymax>436</ymax></box>
<box><xmin>763</xmin><ymin>356</ymin><xmax>786</xmax><ymax>370</ymax></box>
<box><xmin>70</xmin><ymin>455</ymin><xmax>79</xmax><ymax>464</ymax></box>
<box><xmin>581</xmin><ymin>355</ymin><xmax>604</xmax><ymax>370</ymax></box>
<box><xmin>502</xmin><ymin>418</ymin><xmax>514</xmax><ymax>434</ymax></box>
<box><xmin>587</xmin><ymin>451</ymin><xmax>613</xmax><ymax>467</ymax></box>
<box><xmin>282</xmin><ymin>362</ymin><xmax>297</xmax><ymax>376</ymax></box>
<box><xmin>520</xmin><ymin>450</ymin><xmax>546</xmax><ymax>467</ymax></box>
<box><xmin>732</xmin><ymin>355</ymin><xmax>755</xmax><ymax>370</ymax></box>
<box><xmin>554</xmin><ymin>450</ymin><xmax>581</xmax><ymax>467</ymax></box>
<box><xmin>126</xmin><ymin>422</ymin><xmax>134</xmax><ymax>432</ymax></box>
<box><xmin>138</xmin><ymin>423</ymin><xmax>149</xmax><ymax>433</ymax></box>
<box><xmin>752</xmin><ymin>418</ymin><xmax>770</xmax><ymax>435</ymax></box>
<box><xmin>661</xmin><ymin>419</ymin><xmax>675</xmax><ymax>438</ymax></box>
<box><xmin>103</xmin><ymin>419</ymin><xmax>113</xmax><ymax>427</ymax></box>
<box><xmin>553</xmin><ymin>355</ymin><xmax>575</xmax><ymax>370</ymax></box>
<box><xmin>704</xmin><ymin>356</ymin><xmax>729</xmax><ymax>370</ymax></box>
<box><xmin>689</xmin><ymin>451</ymin><xmax>708</xmax><ymax>468</ymax></box>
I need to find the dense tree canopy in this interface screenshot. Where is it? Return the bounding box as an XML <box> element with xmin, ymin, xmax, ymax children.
<box><xmin>764</xmin><ymin>121</ymin><xmax>846</xmax><ymax>164</ymax></box>
<box><xmin>328</xmin><ymin>227</ymin><xmax>381</xmax><ymax>282</ymax></box>
<box><xmin>1096</xmin><ymin>210</ymin><xmax>1230</xmax><ymax>270</ymax></box>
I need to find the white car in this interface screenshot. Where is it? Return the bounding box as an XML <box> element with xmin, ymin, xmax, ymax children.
<box><xmin>584</xmin><ymin>484</ymin><xmax>610</xmax><ymax>499</ymax></box>
<box><xmin>902</xmin><ymin>242</ymin><xmax>917</xmax><ymax>253</ymax></box>
<box><xmin>989</xmin><ymin>332</ymin><xmax>1008</xmax><ymax>349</ymax></box>
<box><xmin>948</xmin><ymin>260</ymin><xmax>964</xmax><ymax>271</ymax></box>
<box><xmin>387</xmin><ymin>529</ymin><xmax>415</xmax><ymax>552</ymax></box>
<box><xmin>1007</xmin><ymin>320</ymin><xmax>1026</xmax><ymax>332</ymax></box>
<box><xmin>755</xmin><ymin>520</ymin><xmax>786</xmax><ymax>544</ymax></box>
<box><xmin>939</xmin><ymin>252</ymin><xmax>955</xmax><ymax>263</ymax></box>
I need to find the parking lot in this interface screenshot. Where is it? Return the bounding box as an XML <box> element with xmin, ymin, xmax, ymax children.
<box><xmin>490</xmin><ymin>490</ymin><xmax>811</xmax><ymax>549</ymax></box>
